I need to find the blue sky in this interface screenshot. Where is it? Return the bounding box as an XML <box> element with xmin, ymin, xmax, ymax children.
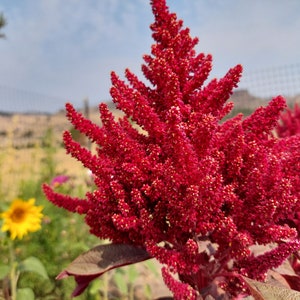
<box><xmin>0</xmin><ymin>0</ymin><xmax>300</xmax><ymax>112</ymax></box>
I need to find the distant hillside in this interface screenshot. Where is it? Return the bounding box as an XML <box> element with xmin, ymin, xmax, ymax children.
<box><xmin>231</xmin><ymin>89</ymin><xmax>300</xmax><ymax>112</ymax></box>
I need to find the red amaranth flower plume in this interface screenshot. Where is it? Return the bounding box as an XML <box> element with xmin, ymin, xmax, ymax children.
<box><xmin>43</xmin><ymin>0</ymin><xmax>300</xmax><ymax>298</ymax></box>
<box><xmin>276</xmin><ymin>103</ymin><xmax>300</xmax><ymax>138</ymax></box>
<box><xmin>273</xmin><ymin>104</ymin><xmax>300</xmax><ymax>234</ymax></box>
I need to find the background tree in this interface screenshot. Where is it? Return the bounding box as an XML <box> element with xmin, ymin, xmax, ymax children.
<box><xmin>0</xmin><ymin>13</ymin><xmax>7</xmax><ymax>38</ymax></box>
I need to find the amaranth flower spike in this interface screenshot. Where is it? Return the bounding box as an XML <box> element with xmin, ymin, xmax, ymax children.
<box><xmin>43</xmin><ymin>0</ymin><xmax>300</xmax><ymax>298</ymax></box>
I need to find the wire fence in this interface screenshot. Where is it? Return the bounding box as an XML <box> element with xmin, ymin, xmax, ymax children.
<box><xmin>1</xmin><ymin>62</ymin><xmax>300</xmax><ymax>114</ymax></box>
<box><xmin>0</xmin><ymin>63</ymin><xmax>300</xmax><ymax>148</ymax></box>
<box><xmin>0</xmin><ymin>84</ymin><xmax>68</xmax><ymax>114</ymax></box>
<box><xmin>1</xmin><ymin>63</ymin><xmax>300</xmax><ymax>115</ymax></box>
<box><xmin>238</xmin><ymin>63</ymin><xmax>300</xmax><ymax>99</ymax></box>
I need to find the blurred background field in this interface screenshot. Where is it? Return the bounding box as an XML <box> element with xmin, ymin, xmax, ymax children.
<box><xmin>0</xmin><ymin>102</ymin><xmax>172</xmax><ymax>300</ymax></box>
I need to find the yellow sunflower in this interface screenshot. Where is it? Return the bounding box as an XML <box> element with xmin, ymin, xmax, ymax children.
<box><xmin>1</xmin><ymin>198</ymin><xmax>43</xmax><ymax>240</ymax></box>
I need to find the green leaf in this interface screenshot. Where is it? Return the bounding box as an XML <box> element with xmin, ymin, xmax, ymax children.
<box><xmin>114</xmin><ymin>269</ymin><xmax>128</xmax><ymax>296</ymax></box>
<box><xmin>0</xmin><ymin>265</ymin><xmax>10</xmax><ymax>280</ymax></box>
<box><xmin>243</xmin><ymin>276</ymin><xmax>300</xmax><ymax>300</ymax></box>
<box><xmin>18</xmin><ymin>257</ymin><xmax>49</xmax><ymax>280</ymax></box>
<box><xmin>127</xmin><ymin>265</ymin><xmax>138</xmax><ymax>283</ymax></box>
<box><xmin>16</xmin><ymin>287</ymin><xmax>35</xmax><ymax>300</ymax></box>
<box><xmin>143</xmin><ymin>283</ymin><xmax>153</xmax><ymax>300</ymax></box>
<box><xmin>88</xmin><ymin>278</ymin><xmax>103</xmax><ymax>296</ymax></box>
<box><xmin>145</xmin><ymin>260</ymin><xmax>159</xmax><ymax>276</ymax></box>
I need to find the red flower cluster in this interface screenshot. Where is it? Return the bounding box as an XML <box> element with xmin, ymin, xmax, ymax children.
<box><xmin>43</xmin><ymin>0</ymin><xmax>300</xmax><ymax>298</ymax></box>
<box><xmin>276</xmin><ymin>103</ymin><xmax>300</xmax><ymax>138</ymax></box>
<box><xmin>275</xmin><ymin>104</ymin><xmax>300</xmax><ymax>240</ymax></box>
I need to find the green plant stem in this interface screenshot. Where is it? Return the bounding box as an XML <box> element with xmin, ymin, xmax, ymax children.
<box><xmin>129</xmin><ymin>283</ymin><xmax>134</xmax><ymax>300</ymax></box>
<box><xmin>103</xmin><ymin>272</ymin><xmax>109</xmax><ymax>300</ymax></box>
<box><xmin>9</xmin><ymin>241</ymin><xmax>19</xmax><ymax>300</ymax></box>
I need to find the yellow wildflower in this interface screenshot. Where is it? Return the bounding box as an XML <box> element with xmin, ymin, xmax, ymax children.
<box><xmin>1</xmin><ymin>198</ymin><xmax>43</xmax><ymax>240</ymax></box>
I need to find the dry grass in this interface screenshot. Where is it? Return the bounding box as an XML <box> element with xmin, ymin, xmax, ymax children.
<box><xmin>0</xmin><ymin>103</ymin><xmax>124</xmax><ymax>200</ymax></box>
<box><xmin>0</xmin><ymin>146</ymin><xmax>87</xmax><ymax>200</ymax></box>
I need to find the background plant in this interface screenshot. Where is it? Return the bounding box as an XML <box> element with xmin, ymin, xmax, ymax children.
<box><xmin>0</xmin><ymin>13</ymin><xmax>6</xmax><ymax>39</ymax></box>
<box><xmin>276</xmin><ymin>103</ymin><xmax>300</xmax><ymax>138</ymax></box>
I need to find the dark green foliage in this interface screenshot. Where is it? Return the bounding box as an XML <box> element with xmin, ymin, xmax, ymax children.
<box><xmin>0</xmin><ymin>13</ymin><xmax>6</xmax><ymax>38</ymax></box>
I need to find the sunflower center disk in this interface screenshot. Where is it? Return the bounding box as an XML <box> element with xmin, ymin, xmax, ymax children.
<box><xmin>11</xmin><ymin>208</ymin><xmax>26</xmax><ymax>223</ymax></box>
